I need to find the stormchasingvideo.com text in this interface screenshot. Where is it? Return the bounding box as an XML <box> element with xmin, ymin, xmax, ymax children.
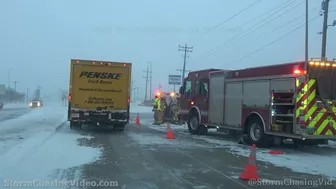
<box><xmin>4</xmin><ymin>179</ymin><xmax>119</xmax><ymax>187</ymax></box>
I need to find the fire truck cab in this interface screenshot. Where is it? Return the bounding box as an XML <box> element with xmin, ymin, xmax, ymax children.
<box><xmin>179</xmin><ymin>59</ymin><xmax>336</xmax><ymax>146</ymax></box>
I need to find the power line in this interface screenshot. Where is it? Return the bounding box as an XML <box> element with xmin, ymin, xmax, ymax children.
<box><xmin>235</xmin><ymin>0</ymin><xmax>296</xmax><ymax>30</ymax></box>
<box><xmin>227</xmin><ymin>14</ymin><xmax>320</xmax><ymax>66</ymax></box>
<box><xmin>253</xmin><ymin>6</ymin><xmax>319</xmax><ymax>40</ymax></box>
<box><xmin>187</xmin><ymin>0</ymin><xmax>264</xmax><ymax>43</ymax></box>
<box><xmin>148</xmin><ymin>0</ymin><xmax>264</xmax><ymax>64</ymax></box>
<box><xmin>195</xmin><ymin>0</ymin><xmax>305</xmax><ymax>61</ymax></box>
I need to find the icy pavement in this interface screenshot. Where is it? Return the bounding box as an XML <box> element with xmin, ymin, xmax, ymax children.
<box><xmin>2</xmin><ymin>102</ymin><xmax>29</xmax><ymax>109</ymax></box>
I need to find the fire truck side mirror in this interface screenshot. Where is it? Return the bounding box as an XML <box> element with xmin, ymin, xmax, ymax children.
<box><xmin>179</xmin><ymin>86</ymin><xmax>184</xmax><ymax>95</ymax></box>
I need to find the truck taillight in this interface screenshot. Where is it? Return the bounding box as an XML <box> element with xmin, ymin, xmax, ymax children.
<box><xmin>191</xmin><ymin>101</ymin><xmax>194</xmax><ymax>105</ymax></box>
<box><xmin>68</xmin><ymin>95</ymin><xmax>72</xmax><ymax>101</ymax></box>
<box><xmin>128</xmin><ymin>97</ymin><xmax>130</xmax><ymax>103</ymax></box>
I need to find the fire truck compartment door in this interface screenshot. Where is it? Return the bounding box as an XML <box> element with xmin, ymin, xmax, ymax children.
<box><xmin>242</xmin><ymin>80</ymin><xmax>270</xmax><ymax>107</ymax></box>
<box><xmin>209</xmin><ymin>75</ymin><xmax>225</xmax><ymax>124</ymax></box>
<box><xmin>224</xmin><ymin>82</ymin><xmax>243</xmax><ymax>127</ymax></box>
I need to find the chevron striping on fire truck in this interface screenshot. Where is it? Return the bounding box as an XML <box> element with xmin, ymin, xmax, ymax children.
<box><xmin>178</xmin><ymin>58</ymin><xmax>336</xmax><ymax>146</ymax></box>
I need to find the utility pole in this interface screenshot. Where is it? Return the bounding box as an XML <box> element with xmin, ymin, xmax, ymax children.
<box><xmin>143</xmin><ymin>66</ymin><xmax>149</xmax><ymax>101</ymax></box>
<box><xmin>148</xmin><ymin>62</ymin><xmax>152</xmax><ymax>100</ymax></box>
<box><xmin>321</xmin><ymin>0</ymin><xmax>330</xmax><ymax>59</ymax></box>
<box><xmin>8</xmin><ymin>69</ymin><xmax>12</xmax><ymax>89</ymax></box>
<box><xmin>178</xmin><ymin>44</ymin><xmax>193</xmax><ymax>82</ymax></box>
<box><xmin>131</xmin><ymin>78</ymin><xmax>135</xmax><ymax>101</ymax></box>
<box><xmin>176</xmin><ymin>69</ymin><xmax>191</xmax><ymax>85</ymax></box>
<box><xmin>304</xmin><ymin>0</ymin><xmax>309</xmax><ymax>71</ymax></box>
<box><xmin>12</xmin><ymin>81</ymin><xmax>18</xmax><ymax>92</ymax></box>
<box><xmin>26</xmin><ymin>88</ymin><xmax>29</xmax><ymax>103</ymax></box>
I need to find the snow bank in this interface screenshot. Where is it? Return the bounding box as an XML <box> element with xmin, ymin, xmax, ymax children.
<box><xmin>130</xmin><ymin>104</ymin><xmax>152</xmax><ymax>113</ymax></box>
<box><xmin>148</xmin><ymin>123</ymin><xmax>188</xmax><ymax>132</ymax></box>
<box><xmin>0</xmin><ymin>133</ymin><xmax>101</xmax><ymax>188</ymax></box>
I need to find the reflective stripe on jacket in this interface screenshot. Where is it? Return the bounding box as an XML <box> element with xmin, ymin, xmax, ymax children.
<box><xmin>153</xmin><ymin>98</ymin><xmax>159</xmax><ymax>110</ymax></box>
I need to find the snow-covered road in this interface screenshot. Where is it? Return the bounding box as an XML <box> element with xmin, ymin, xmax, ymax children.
<box><xmin>0</xmin><ymin>103</ymin><xmax>31</xmax><ymax>122</ymax></box>
<box><xmin>0</xmin><ymin>102</ymin><xmax>335</xmax><ymax>189</ymax></box>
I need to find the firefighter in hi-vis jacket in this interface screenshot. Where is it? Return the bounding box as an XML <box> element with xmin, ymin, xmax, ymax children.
<box><xmin>173</xmin><ymin>93</ymin><xmax>180</xmax><ymax>124</ymax></box>
<box><xmin>156</xmin><ymin>96</ymin><xmax>166</xmax><ymax>125</ymax></box>
<box><xmin>153</xmin><ymin>95</ymin><xmax>160</xmax><ymax>124</ymax></box>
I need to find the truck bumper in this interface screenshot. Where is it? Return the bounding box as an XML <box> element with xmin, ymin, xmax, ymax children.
<box><xmin>68</xmin><ymin>111</ymin><xmax>128</xmax><ymax>125</ymax></box>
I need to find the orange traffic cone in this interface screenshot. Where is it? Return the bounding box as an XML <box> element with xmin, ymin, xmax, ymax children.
<box><xmin>166</xmin><ymin>124</ymin><xmax>175</xmax><ymax>139</ymax></box>
<box><xmin>240</xmin><ymin>144</ymin><xmax>259</xmax><ymax>180</ymax></box>
<box><xmin>135</xmin><ymin>113</ymin><xmax>140</xmax><ymax>125</ymax></box>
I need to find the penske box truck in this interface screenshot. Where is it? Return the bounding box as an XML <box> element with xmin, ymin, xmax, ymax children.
<box><xmin>68</xmin><ymin>59</ymin><xmax>132</xmax><ymax>131</ymax></box>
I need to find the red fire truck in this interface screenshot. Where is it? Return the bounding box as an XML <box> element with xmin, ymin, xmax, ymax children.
<box><xmin>178</xmin><ymin>58</ymin><xmax>336</xmax><ymax>146</ymax></box>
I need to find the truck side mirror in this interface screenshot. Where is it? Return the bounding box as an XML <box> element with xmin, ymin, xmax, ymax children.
<box><xmin>179</xmin><ymin>86</ymin><xmax>184</xmax><ymax>94</ymax></box>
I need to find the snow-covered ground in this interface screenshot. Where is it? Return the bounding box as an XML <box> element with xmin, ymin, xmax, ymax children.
<box><xmin>0</xmin><ymin>102</ymin><xmax>67</xmax><ymax>154</ymax></box>
<box><xmin>0</xmin><ymin>102</ymin><xmax>102</xmax><ymax>189</ymax></box>
<box><xmin>194</xmin><ymin>136</ymin><xmax>336</xmax><ymax>179</ymax></box>
<box><xmin>0</xmin><ymin>132</ymin><xmax>101</xmax><ymax>189</ymax></box>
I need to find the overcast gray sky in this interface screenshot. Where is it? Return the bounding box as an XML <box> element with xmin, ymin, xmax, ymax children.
<box><xmin>0</xmin><ymin>0</ymin><xmax>335</xmax><ymax>99</ymax></box>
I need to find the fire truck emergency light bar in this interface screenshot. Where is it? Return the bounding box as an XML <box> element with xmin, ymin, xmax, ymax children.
<box><xmin>156</xmin><ymin>92</ymin><xmax>175</xmax><ymax>97</ymax></box>
<box><xmin>309</xmin><ymin>58</ymin><xmax>336</xmax><ymax>67</ymax></box>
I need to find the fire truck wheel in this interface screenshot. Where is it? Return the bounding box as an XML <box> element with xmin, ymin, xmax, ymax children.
<box><xmin>187</xmin><ymin>113</ymin><xmax>208</xmax><ymax>135</ymax></box>
<box><xmin>247</xmin><ymin>118</ymin><xmax>268</xmax><ymax>146</ymax></box>
<box><xmin>188</xmin><ymin>114</ymin><xmax>199</xmax><ymax>135</ymax></box>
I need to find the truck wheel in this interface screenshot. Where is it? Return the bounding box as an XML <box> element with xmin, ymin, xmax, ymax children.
<box><xmin>188</xmin><ymin>114</ymin><xmax>199</xmax><ymax>135</ymax></box>
<box><xmin>114</xmin><ymin>123</ymin><xmax>126</xmax><ymax>132</ymax></box>
<box><xmin>247</xmin><ymin>117</ymin><xmax>268</xmax><ymax>146</ymax></box>
<box><xmin>187</xmin><ymin>114</ymin><xmax>207</xmax><ymax>135</ymax></box>
<box><xmin>70</xmin><ymin>121</ymin><xmax>81</xmax><ymax>130</ymax></box>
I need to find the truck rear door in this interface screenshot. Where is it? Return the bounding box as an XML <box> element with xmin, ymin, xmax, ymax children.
<box><xmin>71</xmin><ymin>62</ymin><xmax>131</xmax><ymax>111</ymax></box>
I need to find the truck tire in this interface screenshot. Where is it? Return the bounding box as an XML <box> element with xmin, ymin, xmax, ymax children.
<box><xmin>114</xmin><ymin>123</ymin><xmax>126</xmax><ymax>132</ymax></box>
<box><xmin>70</xmin><ymin>121</ymin><xmax>81</xmax><ymax>130</ymax></box>
<box><xmin>247</xmin><ymin>117</ymin><xmax>268</xmax><ymax>146</ymax></box>
<box><xmin>187</xmin><ymin>114</ymin><xmax>207</xmax><ymax>135</ymax></box>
